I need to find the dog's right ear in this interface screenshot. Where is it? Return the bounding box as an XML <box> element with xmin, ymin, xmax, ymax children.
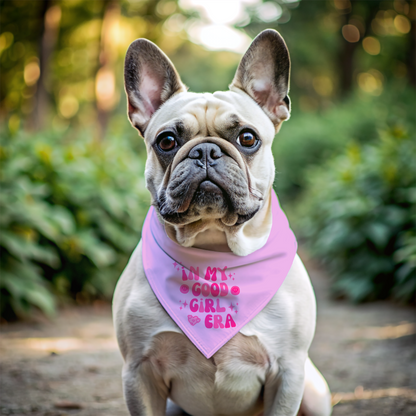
<box><xmin>124</xmin><ymin>39</ymin><xmax>186</xmax><ymax>136</ymax></box>
<box><xmin>230</xmin><ymin>29</ymin><xmax>291</xmax><ymax>128</ymax></box>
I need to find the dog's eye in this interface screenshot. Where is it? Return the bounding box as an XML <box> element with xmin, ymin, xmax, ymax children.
<box><xmin>237</xmin><ymin>132</ymin><xmax>257</xmax><ymax>147</ymax></box>
<box><xmin>157</xmin><ymin>134</ymin><xmax>177</xmax><ymax>152</ymax></box>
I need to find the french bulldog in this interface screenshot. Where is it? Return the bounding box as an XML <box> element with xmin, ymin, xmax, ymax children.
<box><xmin>113</xmin><ymin>29</ymin><xmax>332</xmax><ymax>416</ymax></box>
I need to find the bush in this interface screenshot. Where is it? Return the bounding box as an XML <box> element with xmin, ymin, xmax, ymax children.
<box><xmin>274</xmin><ymin>86</ymin><xmax>415</xmax><ymax>203</ymax></box>
<box><xmin>0</xmin><ymin>128</ymin><xmax>149</xmax><ymax>319</ymax></box>
<box><xmin>298</xmin><ymin>126</ymin><xmax>416</xmax><ymax>302</ymax></box>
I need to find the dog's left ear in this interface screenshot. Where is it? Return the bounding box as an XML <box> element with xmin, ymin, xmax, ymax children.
<box><xmin>230</xmin><ymin>29</ymin><xmax>291</xmax><ymax>127</ymax></box>
<box><xmin>124</xmin><ymin>39</ymin><xmax>187</xmax><ymax>136</ymax></box>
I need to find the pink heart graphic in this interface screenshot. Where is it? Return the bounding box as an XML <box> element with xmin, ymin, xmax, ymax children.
<box><xmin>188</xmin><ymin>315</ymin><xmax>201</xmax><ymax>326</ymax></box>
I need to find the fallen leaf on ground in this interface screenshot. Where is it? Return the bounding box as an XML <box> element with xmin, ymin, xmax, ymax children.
<box><xmin>54</xmin><ymin>401</ymin><xmax>83</xmax><ymax>409</ymax></box>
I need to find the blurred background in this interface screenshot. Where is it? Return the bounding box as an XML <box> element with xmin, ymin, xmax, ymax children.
<box><xmin>1</xmin><ymin>1</ymin><xmax>416</xmax><ymax>414</ymax></box>
<box><xmin>0</xmin><ymin>0</ymin><xmax>415</xmax><ymax>321</ymax></box>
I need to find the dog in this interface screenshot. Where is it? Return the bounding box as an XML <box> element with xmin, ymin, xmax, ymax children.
<box><xmin>113</xmin><ymin>29</ymin><xmax>332</xmax><ymax>416</ymax></box>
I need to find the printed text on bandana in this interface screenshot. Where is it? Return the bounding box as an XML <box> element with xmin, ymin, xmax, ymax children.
<box><xmin>175</xmin><ymin>262</ymin><xmax>239</xmax><ymax>330</ymax></box>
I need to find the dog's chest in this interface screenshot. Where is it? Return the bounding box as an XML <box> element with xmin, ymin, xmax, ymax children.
<box><xmin>115</xmin><ymin>243</ymin><xmax>315</xmax><ymax>415</ymax></box>
<box><xmin>146</xmin><ymin>331</ymin><xmax>270</xmax><ymax>416</ymax></box>
<box><xmin>139</xmin><ymin>291</ymin><xmax>291</xmax><ymax>415</ymax></box>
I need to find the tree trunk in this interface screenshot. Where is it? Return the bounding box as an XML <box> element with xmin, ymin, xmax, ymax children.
<box><xmin>338</xmin><ymin>1</ymin><xmax>381</xmax><ymax>96</ymax></box>
<box><xmin>95</xmin><ymin>0</ymin><xmax>119</xmax><ymax>138</ymax></box>
<box><xmin>407</xmin><ymin>18</ymin><xmax>415</xmax><ymax>87</ymax></box>
<box><xmin>33</xmin><ymin>0</ymin><xmax>61</xmax><ymax>130</ymax></box>
<box><xmin>339</xmin><ymin>40</ymin><xmax>358</xmax><ymax>94</ymax></box>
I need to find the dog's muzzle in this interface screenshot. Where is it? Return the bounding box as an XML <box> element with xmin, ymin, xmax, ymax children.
<box><xmin>157</xmin><ymin>137</ymin><xmax>262</xmax><ymax>226</ymax></box>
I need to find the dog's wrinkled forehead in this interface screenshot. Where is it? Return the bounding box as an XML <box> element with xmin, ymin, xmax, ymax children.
<box><xmin>145</xmin><ymin>90</ymin><xmax>275</xmax><ymax>145</ymax></box>
<box><xmin>124</xmin><ymin>30</ymin><xmax>290</xmax><ymax>139</ymax></box>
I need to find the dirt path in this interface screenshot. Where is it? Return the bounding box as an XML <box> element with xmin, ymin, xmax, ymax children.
<box><xmin>1</xmin><ymin>253</ymin><xmax>415</xmax><ymax>416</ymax></box>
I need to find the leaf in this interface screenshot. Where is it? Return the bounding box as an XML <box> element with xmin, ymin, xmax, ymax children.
<box><xmin>365</xmin><ymin>222</ymin><xmax>391</xmax><ymax>248</ymax></box>
<box><xmin>26</xmin><ymin>288</ymin><xmax>55</xmax><ymax>317</ymax></box>
<box><xmin>99</xmin><ymin>219</ymin><xmax>137</xmax><ymax>251</ymax></box>
<box><xmin>76</xmin><ymin>231</ymin><xmax>117</xmax><ymax>267</ymax></box>
<box><xmin>381</xmin><ymin>206</ymin><xmax>408</xmax><ymax>227</ymax></box>
<box><xmin>333</xmin><ymin>275</ymin><xmax>374</xmax><ymax>303</ymax></box>
<box><xmin>0</xmin><ymin>265</ymin><xmax>56</xmax><ymax>317</ymax></box>
<box><xmin>395</xmin><ymin>263</ymin><xmax>415</xmax><ymax>284</ymax></box>
<box><xmin>0</xmin><ymin>230</ymin><xmax>60</xmax><ymax>267</ymax></box>
<box><xmin>49</xmin><ymin>205</ymin><xmax>76</xmax><ymax>235</ymax></box>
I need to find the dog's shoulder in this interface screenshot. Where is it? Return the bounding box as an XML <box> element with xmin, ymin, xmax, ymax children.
<box><xmin>240</xmin><ymin>254</ymin><xmax>316</xmax><ymax>359</ymax></box>
<box><xmin>112</xmin><ymin>240</ymin><xmax>182</xmax><ymax>360</ymax></box>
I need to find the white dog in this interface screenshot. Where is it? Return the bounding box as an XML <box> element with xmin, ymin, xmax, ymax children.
<box><xmin>113</xmin><ymin>29</ymin><xmax>332</xmax><ymax>416</ymax></box>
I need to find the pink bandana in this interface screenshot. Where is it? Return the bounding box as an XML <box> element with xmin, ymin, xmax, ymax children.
<box><xmin>142</xmin><ymin>191</ymin><xmax>297</xmax><ymax>358</ymax></box>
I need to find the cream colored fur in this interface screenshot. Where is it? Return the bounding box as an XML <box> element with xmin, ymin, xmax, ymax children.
<box><xmin>113</xmin><ymin>30</ymin><xmax>332</xmax><ymax>416</ymax></box>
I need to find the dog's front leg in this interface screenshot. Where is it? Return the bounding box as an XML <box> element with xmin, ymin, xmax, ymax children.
<box><xmin>263</xmin><ymin>356</ymin><xmax>305</xmax><ymax>416</ymax></box>
<box><xmin>122</xmin><ymin>360</ymin><xmax>168</xmax><ymax>416</ymax></box>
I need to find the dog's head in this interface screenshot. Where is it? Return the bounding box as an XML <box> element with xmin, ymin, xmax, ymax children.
<box><xmin>124</xmin><ymin>29</ymin><xmax>290</xmax><ymax>256</ymax></box>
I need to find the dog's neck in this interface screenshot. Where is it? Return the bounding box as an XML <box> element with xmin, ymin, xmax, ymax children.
<box><xmin>162</xmin><ymin>190</ymin><xmax>273</xmax><ymax>257</ymax></box>
<box><xmin>192</xmin><ymin>228</ymin><xmax>231</xmax><ymax>252</ymax></box>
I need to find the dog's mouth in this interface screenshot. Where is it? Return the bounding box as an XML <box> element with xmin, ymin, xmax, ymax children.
<box><xmin>179</xmin><ymin>178</ymin><xmax>225</xmax><ymax>212</ymax></box>
<box><xmin>198</xmin><ymin>180</ymin><xmax>222</xmax><ymax>194</ymax></box>
<box><xmin>157</xmin><ymin>173</ymin><xmax>261</xmax><ymax>227</ymax></box>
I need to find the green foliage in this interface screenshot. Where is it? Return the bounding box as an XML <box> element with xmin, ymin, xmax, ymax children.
<box><xmin>274</xmin><ymin>86</ymin><xmax>415</xmax><ymax>203</ymax></box>
<box><xmin>297</xmin><ymin>126</ymin><xmax>416</xmax><ymax>303</ymax></box>
<box><xmin>1</xmin><ymin>0</ymin><xmax>415</xmax><ymax>318</ymax></box>
<box><xmin>0</xmin><ymin>128</ymin><xmax>149</xmax><ymax>319</ymax></box>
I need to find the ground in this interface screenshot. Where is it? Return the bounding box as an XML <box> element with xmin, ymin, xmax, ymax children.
<box><xmin>0</xmin><ymin>251</ymin><xmax>415</xmax><ymax>416</ymax></box>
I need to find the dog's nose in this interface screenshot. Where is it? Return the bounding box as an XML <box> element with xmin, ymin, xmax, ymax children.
<box><xmin>188</xmin><ymin>143</ymin><xmax>222</xmax><ymax>168</ymax></box>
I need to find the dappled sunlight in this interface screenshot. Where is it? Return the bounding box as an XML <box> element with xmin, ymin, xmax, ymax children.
<box><xmin>332</xmin><ymin>386</ymin><xmax>416</xmax><ymax>405</ymax></box>
<box><xmin>23</xmin><ymin>60</ymin><xmax>40</xmax><ymax>87</ymax></box>
<box><xmin>353</xmin><ymin>322</ymin><xmax>416</xmax><ymax>340</ymax></box>
<box><xmin>181</xmin><ymin>0</ymin><xmax>248</xmax><ymax>25</ymax></box>
<box><xmin>96</xmin><ymin>68</ymin><xmax>117</xmax><ymax>111</ymax></box>
<box><xmin>342</xmin><ymin>24</ymin><xmax>361</xmax><ymax>42</ymax></box>
<box><xmin>187</xmin><ymin>22</ymin><xmax>251</xmax><ymax>53</ymax></box>
<box><xmin>362</xmin><ymin>36</ymin><xmax>381</xmax><ymax>55</ymax></box>
<box><xmin>358</xmin><ymin>69</ymin><xmax>384</xmax><ymax>95</ymax></box>
<box><xmin>0</xmin><ymin>336</ymin><xmax>118</xmax><ymax>354</ymax></box>
<box><xmin>180</xmin><ymin>0</ymin><xmax>258</xmax><ymax>52</ymax></box>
